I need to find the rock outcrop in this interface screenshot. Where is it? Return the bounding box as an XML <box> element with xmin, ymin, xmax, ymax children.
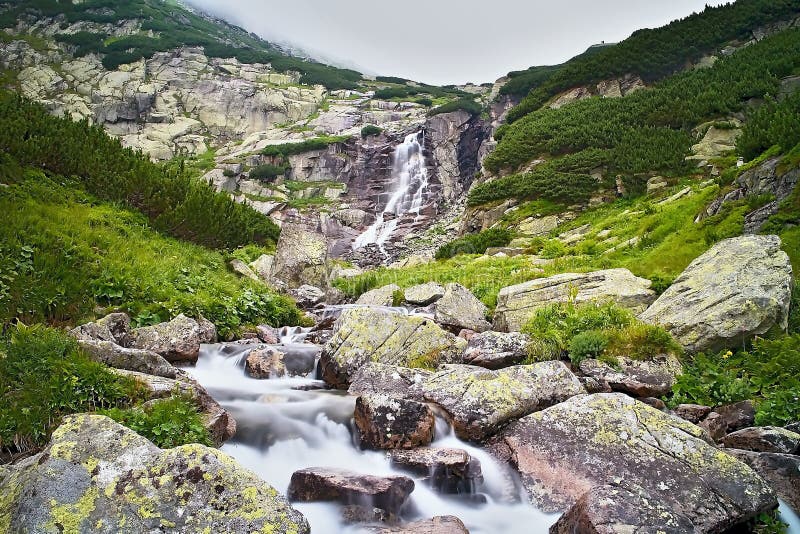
<box><xmin>499</xmin><ymin>394</ymin><xmax>777</xmax><ymax>531</ymax></box>
<box><xmin>433</xmin><ymin>283</ymin><xmax>491</xmax><ymax>333</ymax></box>
<box><xmin>404</xmin><ymin>282</ymin><xmax>445</xmax><ymax>306</ymax></box>
<box><xmin>348</xmin><ymin>363</ymin><xmax>432</xmax><ymax>402</ymax></box>
<box><xmin>494</xmin><ymin>269</ymin><xmax>656</xmax><ymax>332</ymax></box>
<box><xmin>389</xmin><ymin>448</ymin><xmax>483</xmax><ymax>494</ymax></box>
<box><xmin>354</xmin><ymin>394</ymin><xmax>435</xmax><ymax>450</ymax></box>
<box><xmin>320</xmin><ymin>308</ymin><xmax>466</xmax><ymax>389</ymax></box>
<box><xmin>0</xmin><ymin>415</ymin><xmax>308</xmax><ymax>534</ymax></box>
<box><xmin>641</xmin><ymin>235</ymin><xmax>793</xmax><ymax>353</ymax></box>
<box><xmin>421</xmin><ymin>363</ymin><xmax>585</xmax><ymax>441</ymax></box>
<box><xmin>727</xmin><ymin>449</ymin><xmax>800</xmax><ymax>512</ymax></box>
<box><xmin>129</xmin><ymin>314</ymin><xmax>202</xmax><ymax>363</ymax></box>
<box><xmin>270</xmin><ymin>222</ymin><xmax>329</xmax><ymax>290</ymax></box>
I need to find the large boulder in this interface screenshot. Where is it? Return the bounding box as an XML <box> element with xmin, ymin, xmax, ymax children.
<box><xmin>462</xmin><ymin>331</ymin><xmax>531</xmax><ymax>370</ymax></box>
<box><xmin>319</xmin><ymin>308</ymin><xmax>466</xmax><ymax>389</ymax></box>
<box><xmin>245</xmin><ymin>347</ymin><xmax>287</xmax><ymax>379</ymax></box>
<box><xmin>367</xmin><ymin>516</ymin><xmax>469</xmax><ymax>534</ymax></box>
<box><xmin>348</xmin><ymin>363</ymin><xmax>431</xmax><ymax>402</ymax></box>
<box><xmin>356</xmin><ymin>284</ymin><xmax>401</xmax><ymax>306</ymax></box>
<box><xmin>550</xmin><ymin>484</ymin><xmax>696</xmax><ymax>534</ymax></box>
<box><xmin>77</xmin><ymin>339</ymin><xmax>176</xmax><ymax>378</ymax></box>
<box><xmin>499</xmin><ymin>393</ymin><xmax>777</xmax><ymax>531</ymax></box>
<box><xmin>493</xmin><ymin>269</ymin><xmax>656</xmax><ymax>332</ymax></box>
<box><xmin>421</xmin><ymin>362</ymin><xmax>586</xmax><ymax>441</ymax></box>
<box><xmin>578</xmin><ymin>354</ymin><xmax>683</xmax><ymax>398</ymax></box>
<box><xmin>433</xmin><ymin>283</ymin><xmax>491</xmax><ymax>333</ymax></box>
<box><xmin>354</xmin><ymin>394</ymin><xmax>435</xmax><ymax>450</ymax></box>
<box><xmin>270</xmin><ymin>222</ymin><xmax>329</xmax><ymax>290</ymax></box>
<box><xmin>288</xmin><ymin>284</ymin><xmax>326</xmax><ymax>309</ymax></box>
<box><xmin>404</xmin><ymin>282</ymin><xmax>445</xmax><ymax>306</ymax></box>
<box><xmin>0</xmin><ymin>415</ymin><xmax>309</xmax><ymax>534</ymax></box>
<box><xmin>287</xmin><ymin>468</ymin><xmax>414</xmax><ymax>517</ymax></box>
<box><xmin>727</xmin><ymin>450</ymin><xmax>800</xmax><ymax>513</ymax></box>
<box><xmin>129</xmin><ymin>314</ymin><xmax>201</xmax><ymax>363</ymax></box>
<box><xmin>249</xmin><ymin>253</ymin><xmax>275</xmax><ymax>283</ymax></box>
<box><xmin>389</xmin><ymin>448</ymin><xmax>482</xmax><ymax>494</ymax></box>
<box><xmin>640</xmin><ymin>235</ymin><xmax>793</xmax><ymax>353</ymax></box>
<box><xmin>722</xmin><ymin>426</ymin><xmax>800</xmax><ymax>454</ymax></box>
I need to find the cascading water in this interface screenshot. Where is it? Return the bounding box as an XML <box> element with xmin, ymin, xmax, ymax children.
<box><xmin>186</xmin><ymin>322</ymin><xmax>558</xmax><ymax>534</ymax></box>
<box><xmin>353</xmin><ymin>131</ymin><xmax>430</xmax><ymax>251</ymax></box>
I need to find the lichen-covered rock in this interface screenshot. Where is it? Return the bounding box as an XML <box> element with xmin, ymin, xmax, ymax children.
<box><xmin>366</xmin><ymin>515</ymin><xmax>470</xmax><ymax>534</ymax></box>
<box><xmin>578</xmin><ymin>354</ymin><xmax>682</xmax><ymax>398</ymax></box>
<box><xmin>722</xmin><ymin>427</ymin><xmax>800</xmax><ymax>454</ymax></box>
<box><xmin>129</xmin><ymin>314</ymin><xmax>201</xmax><ymax>363</ymax></box>
<box><xmin>196</xmin><ymin>316</ymin><xmax>217</xmax><ymax>344</ymax></box>
<box><xmin>271</xmin><ymin>223</ymin><xmax>329</xmax><ymax>290</ymax></box>
<box><xmin>493</xmin><ymin>269</ymin><xmax>656</xmax><ymax>332</ymax></box>
<box><xmin>287</xmin><ymin>468</ymin><xmax>414</xmax><ymax>516</ymax></box>
<box><xmin>229</xmin><ymin>258</ymin><xmax>260</xmax><ymax>282</ymax></box>
<box><xmin>77</xmin><ymin>340</ymin><xmax>176</xmax><ymax>378</ymax></box>
<box><xmin>0</xmin><ymin>415</ymin><xmax>309</xmax><ymax>534</ymax></box>
<box><xmin>354</xmin><ymin>394</ymin><xmax>435</xmax><ymax>450</ymax></box>
<box><xmin>727</xmin><ymin>449</ymin><xmax>800</xmax><ymax>513</ymax></box>
<box><xmin>348</xmin><ymin>363</ymin><xmax>431</xmax><ymax>402</ymax></box>
<box><xmin>245</xmin><ymin>347</ymin><xmax>287</xmax><ymax>379</ymax></box>
<box><xmin>640</xmin><ymin>235</ymin><xmax>793</xmax><ymax>353</ymax></box>
<box><xmin>249</xmin><ymin>253</ymin><xmax>275</xmax><ymax>283</ymax></box>
<box><xmin>70</xmin><ymin>312</ymin><xmax>132</xmax><ymax>346</ymax></box>
<box><xmin>389</xmin><ymin>448</ymin><xmax>482</xmax><ymax>494</ymax></box>
<box><xmin>463</xmin><ymin>331</ymin><xmax>531</xmax><ymax>370</ymax></box>
<box><xmin>499</xmin><ymin>393</ymin><xmax>777</xmax><ymax>531</ymax></box>
<box><xmin>356</xmin><ymin>284</ymin><xmax>401</xmax><ymax>306</ymax></box>
<box><xmin>550</xmin><ymin>484</ymin><xmax>697</xmax><ymax>534</ymax></box>
<box><xmin>421</xmin><ymin>362</ymin><xmax>586</xmax><ymax>441</ymax></box>
<box><xmin>112</xmin><ymin>369</ymin><xmax>235</xmax><ymax>446</ymax></box>
<box><xmin>404</xmin><ymin>282</ymin><xmax>445</xmax><ymax>306</ymax></box>
<box><xmin>320</xmin><ymin>308</ymin><xmax>466</xmax><ymax>389</ymax></box>
<box><xmin>433</xmin><ymin>283</ymin><xmax>491</xmax><ymax>333</ymax></box>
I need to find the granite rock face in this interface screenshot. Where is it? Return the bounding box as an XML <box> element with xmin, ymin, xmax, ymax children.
<box><xmin>354</xmin><ymin>394</ymin><xmax>435</xmax><ymax>450</ymax></box>
<box><xmin>641</xmin><ymin>235</ymin><xmax>793</xmax><ymax>353</ymax></box>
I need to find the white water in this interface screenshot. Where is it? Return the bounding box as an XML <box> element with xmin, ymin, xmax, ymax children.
<box><xmin>186</xmin><ymin>333</ymin><xmax>556</xmax><ymax>534</ymax></box>
<box><xmin>353</xmin><ymin>131</ymin><xmax>430</xmax><ymax>251</ymax></box>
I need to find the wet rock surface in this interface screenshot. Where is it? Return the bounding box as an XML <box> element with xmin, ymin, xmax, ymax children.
<box><xmin>499</xmin><ymin>393</ymin><xmax>777</xmax><ymax>531</ymax></box>
<box><xmin>348</xmin><ymin>362</ymin><xmax>431</xmax><ymax>402</ymax></box>
<box><xmin>641</xmin><ymin>235</ymin><xmax>793</xmax><ymax>352</ymax></box>
<box><xmin>287</xmin><ymin>467</ymin><xmax>415</xmax><ymax>516</ymax></box>
<box><xmin>389</xmin><ymin>447</ymin><xmax>483</xmax><ymax>494</ymax></box>
<box><xmin>354</xmin><ymin>394</ymin><xmax>435</xmax><ymax>450</ymax></box>
<box><xmin>1</xmin><ymin>415</ymin><xmax>308</xmax><ymax>534</ymax></box>
<box><xmin>366</xmin><ymin>515</ymin><xmax>470</xmax><ymax>533</ymax></box>
<box><xmin>245</xmin><ymin>347</ymin><xmax>287</xmax><ymax>379</ymax></box>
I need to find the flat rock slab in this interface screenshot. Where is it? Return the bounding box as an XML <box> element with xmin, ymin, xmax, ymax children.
<box><xmin>389</xmin><ymin>447</ymin><xmax>482</xmax><ymax>494</ymax></box>
<box><xmin>578</xmin><ymin>354</ymin><xmax>682</xmax><ymax>398</ymax></box>
<box><xmin>320</xmin><ymin>308</ymin><xmax>466</xmax><ymax>389</ymax></box>
<box><xmin>1</xmin><ymin>414</ymin><xmax>308</xmax><ymax>534</ymax></box>
<box><xmin>348</xmin><ymin>362</ymin><xmax>431</xmax><ymax>402</ymax></box>
<box><xmin>494</xmin><ymin>269</ymin><xmax>655</xmax><ymax>332</ymax></box>
<box><xmin>367</xmin><ymin>515</ymin><xmax>469</xmax><ymax>534</ymax></box>
<box><xmin>722</xmin><ymin>426</ymin><xmax>800</xmax><ymax>454</ymax></box>
<box><xmin>288</xmin><ymin>467</ymin><xmax>414</xmax><ymax>516</ymax></box>
<box><xmin>421</xmin><ymin>362</ymin><xmax>586</xmax><ymax>441</ymax></box>
<box><xmin>404</xmin><ymin>282</ymin><xmax>446</xmax><ymax>306</ymax></box>
<box><xmin>77</xmin><ymin>339</ymin><xmax>176</xmax><ymax>378</ymax></box>
<box><xmin>357</xmin><ymin>284</ymin><xmax>401</xmax><ymax>306</ymax></box>
<box><xmin>354</xmin><ymin>394</ymin><xmax>435</xmax><ymax>450</ymax></box>
<box><xmin>499</xmin><ymin>393</ymin><xmax>776</xmax><ymax>532</ymax></box>
<box><xmin>641</xmin><ymin>235</ymin><xmax>792</xmax><ymax>353</ymax></box>
<box><xmin>463</xmin><ymin>331</ymin><xmax>531</xmax><ymax>370</ymax></box>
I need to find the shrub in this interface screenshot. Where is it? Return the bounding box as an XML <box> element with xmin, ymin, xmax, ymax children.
<box><xmin>261</xmin><ymin>136</ymin><xmax>349</xmax><ymax>157</ymax></box>
<box><xmin>102</xmin><ymin>397</ymin><xmax>212</xmax><ymax>448</ymax></box>
<box><xmin>428</xmin><ymin>98</ymin><xmax>482</xmax><ymax>117</ymax></box>
<box><xmin>606</xmin><ymin>323</ymin><xmax>682</xmax><ymax>360</ymax></box>
<box><xmin>435</xmin><ymin>228</ymin><xmax>513</xmax><ymax>260</ymax></box>
<box><xmin>540</xmin><ymin>239</ymin><xmax>567</xmax><ymax>259</ymax></box>
<box><xmin>0</xmin><ymin>324</ymin><xmax>141</xmax><ymax>455</ymax></box>
<box><xmin>361</xmin><ymin>125</ymin><xmax>383</xmax><ymax>139</ymax></box>
<box><xmin>249</xmin><ymin>163</ymin><xmax>288</xmax><ymax>181</ymax></box>
<box><xmin>415</xmin><ymin>97</ymin><xmax>433</xmax><ymax>107</ymax></box>
<box><xmin>568</xmin><ymin>330</ymin><xmax>608</xmax><ymax>365</ymax></box>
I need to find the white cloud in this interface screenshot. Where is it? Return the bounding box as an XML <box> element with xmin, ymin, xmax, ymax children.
<box><xmin>185</xmin><ymin>0</ymin><xmax>730</xmax><ymax>85</ymax></box>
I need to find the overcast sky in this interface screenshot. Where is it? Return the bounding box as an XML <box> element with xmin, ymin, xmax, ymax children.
<box><xmin>186</xmin><ymin>0</ymin><xmax>729</xmax><ymax>85</ymax></box>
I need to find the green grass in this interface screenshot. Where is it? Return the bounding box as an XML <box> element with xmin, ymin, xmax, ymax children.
<box><xmin>0</xmin><ymin>173</ymin><xmax>301</xmax><ymax>336</ymax></box>
<box><xmin>0</xmin><ymin>324</ymin><xmax>142</xmax><ymax>456</ymax></box>
<box><xmin>102</xmin><ymin>396</ymin><xmax>212</xmax><ymax>449</ymax></box>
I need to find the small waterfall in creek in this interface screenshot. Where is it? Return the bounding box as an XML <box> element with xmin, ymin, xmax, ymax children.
<box><xmin>186</xmin><ymin>321</ymin><xmax>557</xmax><ymax>534</ymax></box>
<box><xmin>353</xmin><ymin>131</ymin><xmax>430</xmax><ymax>252</ymax></box>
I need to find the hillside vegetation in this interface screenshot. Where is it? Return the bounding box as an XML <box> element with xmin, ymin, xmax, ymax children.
<box><xmin>478</xmin><ymin>28</ymin><xmax>800</xmax><ymax>206</ymax></box>
<box><xmin>501</xmin><ymin>0</ymin><xmax>800</xmax><ymax>121</ymax></box>
<box><xmin>3</xmin><ymin>0</ymin><xmax>363</xmax><ymax>89</ymax></box>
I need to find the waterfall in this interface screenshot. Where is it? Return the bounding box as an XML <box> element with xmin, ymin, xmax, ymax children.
<box><xmin>353</xmin><ymin>131</ymin><xmax>430</xmax><ymax>251</ymax></box>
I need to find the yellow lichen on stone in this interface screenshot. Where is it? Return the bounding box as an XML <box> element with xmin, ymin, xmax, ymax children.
<box><xmin>48</xmin><ymin>486</ymin><xmax>99</xmax><ymax>533</ymax></box>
